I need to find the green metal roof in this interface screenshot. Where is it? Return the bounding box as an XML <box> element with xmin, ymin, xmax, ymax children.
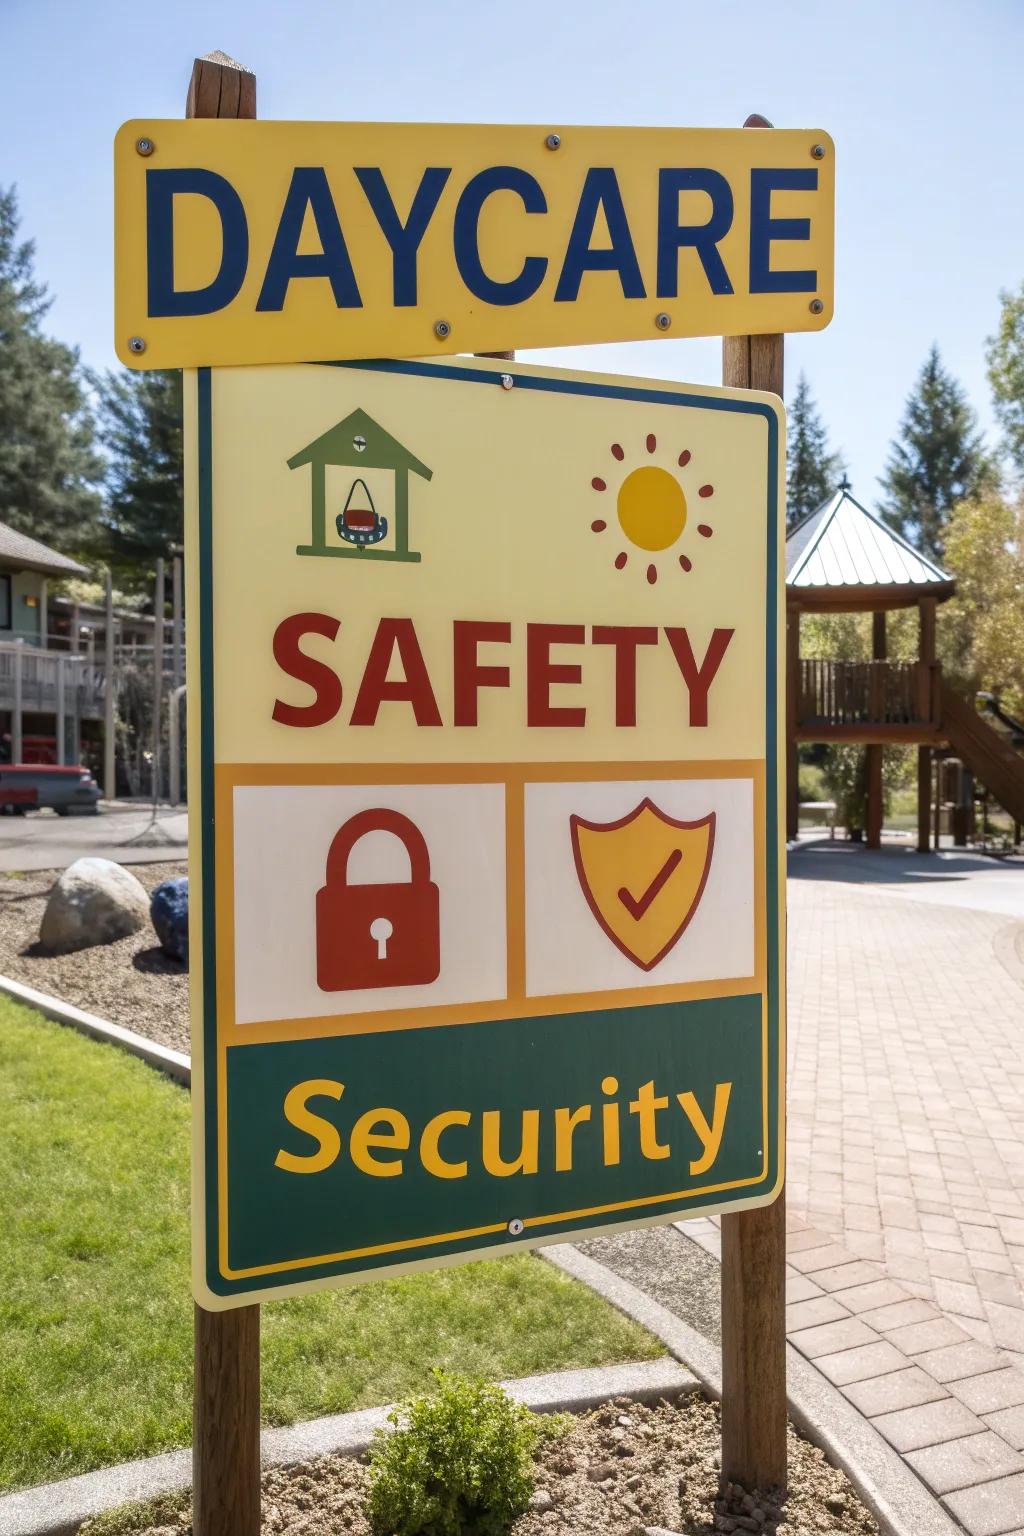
<box><xmin>787</xmin><ymin>485</ymin><xmax>953</xmax><ymax>590</ymax></box>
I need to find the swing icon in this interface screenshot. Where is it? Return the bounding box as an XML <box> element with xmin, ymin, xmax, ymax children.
<box><xmin>337</xmin><ymin>477</ymin><xmax>388</xmax><ymax>548</ymax></box>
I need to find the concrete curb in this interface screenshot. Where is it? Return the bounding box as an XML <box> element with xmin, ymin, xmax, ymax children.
<box><xmin>0</xmin><ymin>975</ymin><xmax>191</xmax><ymax>1086</ymax></box>
<box><xmin>541</xmin><ymin>1243</ymin><xmax>962</xmax><ymax>1536</ymax></box>
<box><xmin>0</xmin><ymin>1357</ymin><xmax>695</xmax><ymax>1536</ymax></box>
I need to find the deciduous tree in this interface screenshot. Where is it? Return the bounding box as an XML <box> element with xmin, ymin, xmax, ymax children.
<box><xmin>986</xmin><ymin>284</ymin><xmax>1024</xmax><ymax>479</ymax></box>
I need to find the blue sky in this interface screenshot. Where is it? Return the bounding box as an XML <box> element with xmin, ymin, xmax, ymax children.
<box><xmin>3</xmin><ymin>0</ymin><xmax>1021</xmax><ymax>501</ymax></box>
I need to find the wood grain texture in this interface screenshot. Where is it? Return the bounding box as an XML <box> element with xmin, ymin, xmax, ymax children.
<box><xmin>187</xmin><ymin>50</ymin><xmax>261</xmax><ymax>1536</ymax></box>
<box><xmin>721</xmin><ymin>321</ymin><xmax>787</xmax><ymax>1495</ymax></box>
<box><xmin>193</xmin><ymin>1302</ymin><xmax>261</xmax><ymax>1536</ymax></box>
<box><xmin>186</xmin><ymin>50</ymin><xmax>256</xmax><ymax>121</ymax></box>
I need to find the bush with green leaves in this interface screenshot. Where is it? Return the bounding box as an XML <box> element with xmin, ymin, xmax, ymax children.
<box><xmin>367</xmin><ymin>1370</ymin><xmax>543</xmax><ymax>1536</ymax></box>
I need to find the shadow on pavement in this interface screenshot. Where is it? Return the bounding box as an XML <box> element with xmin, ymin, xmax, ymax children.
<box><xmin>787</xmin><ymin>837</ymin><xmax>1024</xmax><ymax>886</ymax></box>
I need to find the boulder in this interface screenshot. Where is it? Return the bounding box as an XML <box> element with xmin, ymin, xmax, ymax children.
<box><xmin>151</xmin><ymin>877</ymin><xmax>189</xmax><ymax>964</ymax></box>
<box><xmin>39</xmin><ymin>857</ymin><xmax>149</xmax><ymax>954</ymax></box>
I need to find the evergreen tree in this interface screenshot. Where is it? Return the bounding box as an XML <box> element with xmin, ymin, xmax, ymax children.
<box><xmin>0</xmin><ymin>185</ymin><xmax>103</xmax><ymax>552</ymax></box>
<box><xmin>91</xmin><ymin>368</ymin><xmax>183</xmax><ymax>588</ymax></box>
<box><xmin>786</xmin><ymin>373</ymin><xmax>845</xmax><ymax>526</ymax></box>
<box><xmin>879</xmin><ymin>345</ymin><xmax>992</xmax><ymax>562</ymax></box>
<box><xmin>986</xmin><ymin>283</ymin><xmax>1024</xmax><ymax>478</ymax></box>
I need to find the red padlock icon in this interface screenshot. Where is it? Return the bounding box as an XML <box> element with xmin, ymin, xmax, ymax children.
<box><xmin>316</xmin><ymin>808</ymin><xmax>441</xmax><ymax>993</ymax></box>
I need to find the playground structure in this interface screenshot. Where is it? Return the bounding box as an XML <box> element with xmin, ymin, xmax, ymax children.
<box><xmin>787</xmin><ymin>483</ymin><xmax>1024</xmax><ymax>849</ymax></box>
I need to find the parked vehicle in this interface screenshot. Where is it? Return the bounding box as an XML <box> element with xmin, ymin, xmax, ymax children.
<box><xmin>0</xmin><ymin>764</ymin><xmax>102</xmax><ymax>815</ymax></box>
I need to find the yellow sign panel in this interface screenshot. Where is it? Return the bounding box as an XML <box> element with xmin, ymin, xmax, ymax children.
<box><xmin>187</xmin><ymin>357</ymin><xmax>785</xmax><ymax>1307</ymax></box>
<box><xmin>118</xmin><ymin>120</ymin><xmax>833</xmax><ymax>368</ymax></box>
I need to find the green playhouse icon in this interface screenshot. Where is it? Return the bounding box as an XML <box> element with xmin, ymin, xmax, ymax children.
<box><xmin>287</xmin><ymin>408</ymin><xmax>433</xmax><ymax>563</ymax></box>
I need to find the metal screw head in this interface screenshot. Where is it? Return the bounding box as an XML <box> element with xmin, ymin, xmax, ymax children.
<box><xmin>135</xmin><ymin>137</ymin><xmax>155</xmax><ymax>157</ymax></box>
<box><xmin>810</xmin><ymin>143</ymin><xmax>826</xmax><ymax>160</ymax></box>
<box><xmin>128</xmin><ymin>336</ymin><xmax>147</xmax><ymax>354</ymax></box>
<box><xmin>500</xmin><ymin>374</ymin><xmax>514</xmax><ymax>391</ymax></box>
<box><xmin>809</xmin><ymin>298</ymin><xmax>824</xmax><ymax>315</ymax></box>
<box><xmin>507</xmin><ymin>1217</ymin><xmax>525</xmax><ymax>1237</ymax></box>
<box><xmin>545</xmin><ymin>133</ymin><xmax>561</xmax><ymax>150</ymax></box>
<box><xmin>655</xmin><ymin>312</ymin><xmax>672</xmax><ymax>331</ymax></box>
<box><xmin>434</xmin><ymin>319</ymin><xmax>451</xmax><ymax>340</ymax></box>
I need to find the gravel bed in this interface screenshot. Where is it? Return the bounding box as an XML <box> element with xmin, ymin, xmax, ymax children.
<box><xmin>81</xmin><ymin>1394</ymin><xmax>877</xmax><ymax>1536</ymax></box>
<box><xmin>0</xmin><ymin>862</ymin><xmax>189</xmax><ymax>1054</ymax></box>
<box><xmin>580</xmin><ymin>1226</ymin><xmax>723</xmax><ymax>1344</ymax></box>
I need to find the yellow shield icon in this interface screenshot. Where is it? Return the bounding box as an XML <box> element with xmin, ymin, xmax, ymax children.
<box><xmin>570</xmin><ymin>800</ymin><xmax>716</xmax><ymax>971</ymax></box>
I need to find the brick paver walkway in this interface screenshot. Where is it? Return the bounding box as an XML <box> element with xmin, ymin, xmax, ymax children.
<box><xmin>788</xmin><ymin>856</ymin><xmax>1024</xmax><ymax>1366</ymax></box>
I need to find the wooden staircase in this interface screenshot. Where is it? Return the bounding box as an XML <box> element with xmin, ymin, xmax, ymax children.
<box><xmin>940</xmin><ymin>683</ymin><xmax>1024</xmax><ymax>826</ymax></box>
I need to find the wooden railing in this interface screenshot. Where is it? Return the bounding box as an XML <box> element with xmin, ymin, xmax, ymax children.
<box><xmin>797</xmin><ymin>659</ymin><xmax>938</xmax><ymax>733</ymax></box>
<box><xmin>0</xmin><ymin>641</ymin><xmax>107</xmax><ymax>720</ymax></box>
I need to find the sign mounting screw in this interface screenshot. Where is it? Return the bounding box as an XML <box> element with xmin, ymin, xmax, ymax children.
<box><xmin>809</xmin><ymin>298</ymin><xmax>824</xmax><ymax>315</ymax></box>
<box><xmin>128</xmin><ymin>336</ymin><xmax>147</xmax><ymax>354</ymax></box>
<box><xmin>545</xmin><ymin>133</ymin><xmax>561</xmax><ymax>150</ymax></box>
<box><xmin>434</xmin><ymin>320</ymin><xmax>451</xmax><ymax>340</ymax></box>
<box><xmin>810</xmin><ymin>143</ymin><xmax>826</xmax><ymax>160</ymax></box>
<box><xmin>135</xmin><ymin>137</ymin><xmax>155</xmax><ymax>157</ymax></box>
<box><xmin>655</xmin><ymin>312</ymin><xmax>672</xmax><ymax>331</ymax></box>
<box><xmin>500</xmin><ymin>374</ymin><xmax>514</xmax><ymax>390</ymax></box>
<box><xmin>507</xmin><ymin>1217</ymin><xmax>525</xmax><ymax>1236</ymax></box>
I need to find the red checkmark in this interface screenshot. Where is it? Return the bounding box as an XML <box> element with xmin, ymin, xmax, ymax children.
<box><xmin>617</xmin><ymin>848</ymin><xmax>683</xmax><ymax>921</ymax></box>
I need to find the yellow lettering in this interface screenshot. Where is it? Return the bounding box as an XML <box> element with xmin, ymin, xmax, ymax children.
<box><xmin>350</xmin><ymin>1107</ymin><xmax>410</xmax><ymax>1177</ymax></box>
<box><xmin>677</xmin><ymin>1081</ymin><xmax>732</xmax><ymax>1175</ymax></box>
<box><xmin>481</xmin><ymin>1109</ymin><xmax>540</xmax><ymax>1176</ymax></box>
<box><xmin>629</xmin><ymin>1079</ymin><xmax>670</xmax><ymax>1160</ymax></box>
<box><xmin>275</xmin><ymin>1078</ymin><xmax>344</xmax><ymax>1175</ymax></box>
<box><xmin>601</xmin><ymin>1076</ymin><xmax>621</xmax><ymax>1166</ymax></box>
<box><xmin>420</xmin><ymin>1110</ymin><xmax>471</xmax><ymax>1179</ymax></box>
<box><xmin>554</xmin><ymin>1104</ymin><xmax>591</xmax><ymax>1172</ymax></box>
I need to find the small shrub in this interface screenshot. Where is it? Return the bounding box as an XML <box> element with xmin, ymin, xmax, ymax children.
<box><xmin>367</xmin><ymin>1369</ymin><xmax>541</xmax><ymax>1535</ymax></box>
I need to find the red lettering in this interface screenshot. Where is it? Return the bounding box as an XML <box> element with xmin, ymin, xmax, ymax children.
<box><xmin>664</xmin><ymin>627</ymin><xmax>734</xmax><ymax>726</ymax></box>
<box><xmin>453</xmin><ymin>620</ymin><xmax>512</xmax><ymax>726</ymax></box>
<box><xmin>272</xmin><ymin>612</ymin><xmax>342</xmax><ymax>728</ymax></box>
<box><xmin>526</xmin><ymin>623</ymin><xmax>586</xmax><ymax>727</ymax></box>
<box><xmin>350</xmin><ymin>617</ymin><xmax>442</xmax><ymax>727</ymax></box>
<box><xmin>592</xmin><ymin>625</ymin><xmax>659</xmax><ymax>726</ymax></box>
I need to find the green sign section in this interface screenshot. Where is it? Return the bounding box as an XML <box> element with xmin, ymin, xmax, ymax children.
<box><xmin>219</xmin><ymin>994</ymin><xmax>772</xmax><ymax>1294</ymax></box>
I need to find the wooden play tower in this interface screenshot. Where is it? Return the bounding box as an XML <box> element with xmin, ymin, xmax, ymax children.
<box><xmin>786</xmin><ymin>482</ymin><xmax>1024</xmax><ymax>849</ymax></box>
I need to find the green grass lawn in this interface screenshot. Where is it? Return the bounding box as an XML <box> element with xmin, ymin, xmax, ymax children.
<box><xmin>0</xmin><ymin>998</ymin><xmax>660</xmax><ymax>1494</ymax></box>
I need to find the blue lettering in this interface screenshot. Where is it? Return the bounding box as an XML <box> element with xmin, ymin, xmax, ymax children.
<box><xmin>656</xmin><ymin>169</ymin><xmax>734</xmax><ymax>297</ymax></box>
<box><xmin>555</xmin><ymin>169</ymin><xmax>645</xmax><ymax>303</ymax></box>
<box><xmin>256</xmin><ymin>167</ymin><xmax>361</xmax><ymax>312</ymax></box>
<box><xmin>146</xmin><ymin>168</ymin><xmax>248</xmax><ymax>318</ymax></box>
<box><xmin>453</xmin><ymin>167</ymin><xmax>547</xmax><ymax>306</ymax></box>
<box><xmin>749</xmin><ymin>168</ymin><xmax>817</xmax><ymax>294</ymax></box>
<box><xmin>355</xmin><ymin>167</ymin><xmax>451</xmax><ymax>306</ymax></box>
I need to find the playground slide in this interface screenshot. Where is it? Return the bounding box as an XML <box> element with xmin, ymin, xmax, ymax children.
<box><xmin>941</xmin><ymin>683</ymin><xmax>1024</xmax><ymax>826</ymax></box>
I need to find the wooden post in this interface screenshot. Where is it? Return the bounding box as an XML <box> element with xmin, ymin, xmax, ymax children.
<box><xmin>55</xmin><ymin>655</ymin><xmax>66</xmax><ymax>766</ymax></box>
<box><xmin>12</xmin><ymin>640</ymin><xmax>23</xmax><ymax>763</ymax></box>
<box><xmin>866</xmin><ymin>611</ymin><xmax>885</xmax><ymax>849</ymax></box>
<box><xmin>172</xmin><ymin>554</ymin><xmax>183</xmax><ymax>689</ymax></box>
<box><xmin>721</xmin><ymin>307</ymin><xmax>787</xmax><ymax>1492</ymax></box>
<box><xmin>917</xmin><ymin>596</ymin><xmax>936</xmax><ymax>853</ymax></box>
<box><xmin>786</xmin><ymin>607</ymin><xmax>799</xmax><ymax>841</ymax></box>
<box><xmin>186</xmin><ymin>49</ymin><xmax>261</xmax><ymax>1536</ymax></box>
<box><xmin>104</xmin><ymin>572</ymin><xmax>116</xmax><ymax>800</ymax></box>
<box><xmin>153</xmin><ymin>557</ymin><xmax>164</xmax><ymax>804</ymax></box>
<box><xmin>39</xmin><ymin>578</ymin><xmax>47</xmax><ymax>649</ymax></box>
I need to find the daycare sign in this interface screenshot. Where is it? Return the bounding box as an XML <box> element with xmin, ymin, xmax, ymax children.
<box><xmin>187</xmin><ymin>356</ymin><xmax>785</xmax><ymax>1307</ymax></box>
<box><xmin>116</xmin><ymin>120</ymin><xmax>833</xmax><ymax>367</ymax></box>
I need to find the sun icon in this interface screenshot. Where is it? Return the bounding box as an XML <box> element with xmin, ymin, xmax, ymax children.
<box><xmin>589</xmin><ymin>434</ymin><xmax>716</xmax><ymax>584</ymax></box>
